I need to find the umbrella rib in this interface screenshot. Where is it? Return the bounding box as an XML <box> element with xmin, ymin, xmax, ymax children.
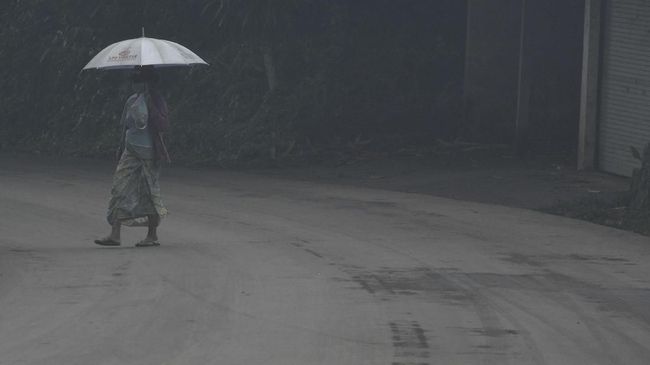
<box><xmin>134</xmin><ymin>38</ymin><xmax>145</xmax><ymax>67</ymax></box>
<box><xmin>150</xmin><ymin>38</ymin><xmax>168</xmax><ymax>66</ymax></box>
<box><xmin>165</xmin><ymin>39</ymin><xmax>207</xmax><ymax>65</ymax></box>
<box><xmin>85</xmin><ymin>40</ymin><xmax>121</xmax><ymax>69</ymax></box>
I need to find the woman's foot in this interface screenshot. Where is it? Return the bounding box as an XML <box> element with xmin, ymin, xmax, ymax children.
<box><xmin>94</xmin><ymin>236</ymin><xmax>121</xmax><ymax>246</ymax></box>
<box><xmin>135</xmin><ymin>237</ymin><xmax>160</xmax><ymax>247</ymax></box>
<box><xmin>95</xmin><ymin>224</ymin><xmax>122</xmax><ymax>247</ymax></box>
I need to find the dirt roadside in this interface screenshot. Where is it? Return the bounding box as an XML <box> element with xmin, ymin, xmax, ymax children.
<box><xmin>244</xmin><ymin>148</ymin><xmax>648</xmax><ymax>235</ymax></box>
<box><xmin>0</xmin><ymin>151</ymin><xmax>632</xmax><ymax>231</ymax></box>
<box><xmin>3</xmin><ymin>152</ymin><xmax>650</xmax><ymax>364</ymax></box>
<box><xmin>251</xmin><ymin>154</ymin><xmax>629</xmax><ymax>211</ymax></box>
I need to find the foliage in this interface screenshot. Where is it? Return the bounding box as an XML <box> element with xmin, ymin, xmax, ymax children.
<box><xmin>544</xmin><ymin>144</ymin><xmax>650</xmax><ymax>236</ymax></box>
<box><xmin>0</xmin><ymin>0</ymin><xmax>466</xmax><ymax>166</ymax></box>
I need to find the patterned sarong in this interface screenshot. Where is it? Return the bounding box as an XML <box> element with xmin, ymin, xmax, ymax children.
<box><xmin>107</xmin><ymin>144</ymin><xmax>167</xmax><ymax>226</ymax></box>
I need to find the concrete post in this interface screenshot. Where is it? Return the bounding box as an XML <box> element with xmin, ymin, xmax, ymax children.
<box><xmin>578</xmin><ymin>0</ymin><xmax>602</xmax><ymax>170</ymax></box>
<box><xmin>515</xmin><ymin>0</ymin><xmax>531</xmax><ymax>156</ymax></box>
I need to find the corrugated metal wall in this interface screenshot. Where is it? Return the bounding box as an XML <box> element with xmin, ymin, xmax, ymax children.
<box><xmin>599</xmin><ymin>0</ymin><xmax>650</xmax><ymax>176</ymax></box>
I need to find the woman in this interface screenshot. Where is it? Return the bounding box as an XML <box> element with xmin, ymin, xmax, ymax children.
<box><xmin>95</xmin><ymin>66</ymin><xmax>170</xmax><ymax>247</ymax></box>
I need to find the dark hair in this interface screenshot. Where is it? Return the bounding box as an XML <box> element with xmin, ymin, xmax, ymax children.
<box><xmin>130</xmin><ymin>66</ymin><xmax>159</xmax><ymax>84</ymax></box>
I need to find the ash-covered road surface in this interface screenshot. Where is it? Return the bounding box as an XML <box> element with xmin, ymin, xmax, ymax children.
<box><xmin>1</xmin><ymin>156</ymin><xmax>650</xmax><ymax>365</ymax></box>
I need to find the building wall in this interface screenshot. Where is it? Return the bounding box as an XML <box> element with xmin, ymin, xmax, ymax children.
<box><xmin>597</xmin><ymin>0</ymin><xmax>650</xmax><ymax>176</ymax></box>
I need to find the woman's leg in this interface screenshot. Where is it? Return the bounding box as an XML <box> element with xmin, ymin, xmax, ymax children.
<box><xmin>110</xmin><ymin>221</ymin><xmax>122</xmax><ymax>242</ymax></box>
<box><xmin>146</xmin><ymin>214</ymin><xmax>159</xmax><ymax>241</ymax></box>
<box><xmin>95</xmin><ymin>220</ymin><xmax>121</xmax><ymax>246</ymax></box>
<box><xmin>134</xmin><ymin>215</ymin><xmax>160</xmax><ymax>247</ymax></box>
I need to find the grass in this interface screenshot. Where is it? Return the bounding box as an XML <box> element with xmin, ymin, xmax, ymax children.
<box><xmin>544</xmin><ymin>193</ymin><xmax>650</xmax><ymax>236</ymax></box>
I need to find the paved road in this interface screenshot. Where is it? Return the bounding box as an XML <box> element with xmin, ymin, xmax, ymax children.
<box><xmin>1</xmin><ymin>156</ymin><xmax>650</xmax><ymax>365</ymax></box>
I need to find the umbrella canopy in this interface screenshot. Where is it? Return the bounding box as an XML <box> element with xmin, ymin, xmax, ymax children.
<box><xmin>83</xmin><ymin>35</ymin><xmax>208</xmax><ymax>70</ymax></box>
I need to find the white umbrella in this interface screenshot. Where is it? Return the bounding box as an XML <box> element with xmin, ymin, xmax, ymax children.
<box><xmin>83</xmin><ymin>29</ymin><xmax>208</xmax><ymax>70</ymax></box>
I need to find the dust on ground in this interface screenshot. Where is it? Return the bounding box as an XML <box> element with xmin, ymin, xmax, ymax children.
<box><xmin>250</xmin><ymin>149</ymin><xmax>645</xmax><ymax>234</ymax></box>
<box><xmin>252</xmin><ymin>153</ymin><xmax>628</xmax><ymax>212</ymax></box>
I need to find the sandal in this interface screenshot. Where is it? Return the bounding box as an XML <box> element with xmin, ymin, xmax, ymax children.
<box><xmin>94</xmin><ymin>238</ymin><xmax>121</xmax><ymax>246</ymax></box>
<box><xmin>135</xmin><ymin>239</ymin><xmax>160</xmax><ymax>248</ymax></box>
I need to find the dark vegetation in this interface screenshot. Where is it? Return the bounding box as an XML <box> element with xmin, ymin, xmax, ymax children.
<box><xmin>0</xmin><ymin>0</ymin><xmax>467</xmax><ymax>166</ymax></box>
<box><xmin>544</xmin><ymin>191</ymin><xmax>650</xmax><ymax>236</ymax></box>
<box><xmin>545</xmin><ymin>145</ymin><xmax>650</xmax><ymax>236</ymax></box>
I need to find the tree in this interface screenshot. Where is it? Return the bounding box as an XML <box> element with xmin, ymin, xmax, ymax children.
<box><xmin>202</xmin><ymin>0</ymin><xmax>303</xmax><ymax>92</ymax></box>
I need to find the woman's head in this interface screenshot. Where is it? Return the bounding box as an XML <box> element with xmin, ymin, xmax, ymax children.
<box><xmin>130</xmin><ymin>66</ymin><xmax>159</xmax><ymax>85</ymax></box>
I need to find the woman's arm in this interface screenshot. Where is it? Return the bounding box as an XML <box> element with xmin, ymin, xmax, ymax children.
<box><xmin>116</xmin><ymin>97</ymin><xmax>131</xmax><ymax>160</ymax></box>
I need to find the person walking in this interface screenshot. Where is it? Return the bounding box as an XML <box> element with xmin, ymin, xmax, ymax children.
<box><xmin>95</xmin><ymin>66</ymin><xmax>170</xmax><ymax>247</ymax></box>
